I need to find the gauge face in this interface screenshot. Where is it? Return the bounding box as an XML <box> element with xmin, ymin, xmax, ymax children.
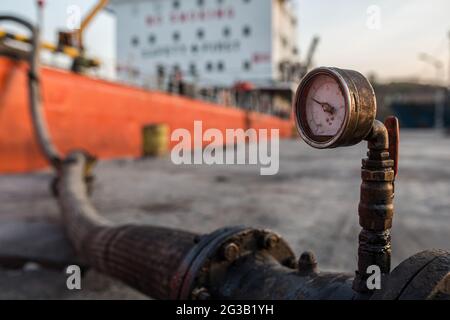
<box><xmin>294</xmin><ymin>67</ymin><xmax>376</xmax><ymax>149</ymax></box>
<box><xmin>304</xmin><ymin>74</ymin><xmax>346</xmax><ymax>137</ymax></box>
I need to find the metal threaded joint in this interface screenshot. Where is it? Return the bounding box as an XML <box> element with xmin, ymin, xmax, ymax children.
<box><xmin>223</xmin><ymin>242</ymin><xmax>240</xmax><ymax>262</ymax></box>
<box><xmin>263</xmin><ymin>233</ymin><xmax>279</xmax><ymax>249</ymax></box>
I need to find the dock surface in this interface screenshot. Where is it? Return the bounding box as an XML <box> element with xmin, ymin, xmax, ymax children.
<box><xmin>0</xmin><ymin>130</ymin><xmax>449</xmax><ymax>299</ymax></box>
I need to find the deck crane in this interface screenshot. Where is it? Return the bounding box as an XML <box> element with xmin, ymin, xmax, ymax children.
<box><xmin>0</xmin><ymin>0</ymin><xmax>109</xmax><ymax>72</ymax></box>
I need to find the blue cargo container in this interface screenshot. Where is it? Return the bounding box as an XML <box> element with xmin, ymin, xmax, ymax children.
<box><xmin>391</xmin><ymin>103</ymin><xmax>436</xmax><ymax>128</ymax></box>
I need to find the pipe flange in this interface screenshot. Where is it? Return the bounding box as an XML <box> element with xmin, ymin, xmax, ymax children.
<box><xmin>170</xmin><ymin>226</ymin><xmax>296</xmax><ymax>300</ymax></box>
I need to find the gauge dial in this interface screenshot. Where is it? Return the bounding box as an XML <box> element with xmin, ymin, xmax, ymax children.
<box><xmin>294</xmin><ymin>67</ymin><xmax>377</xmax><ymax>149</ymax></box>
<box><xmin>305</xmin><ymin>74</ymin><xmax>346</xmax><ymax>137</ymax></box>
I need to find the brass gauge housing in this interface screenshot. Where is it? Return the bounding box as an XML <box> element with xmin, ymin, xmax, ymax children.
<box><xmin>294</xmin><ymin>67</ymin><xmax>377</xmax><ymax>149</ymax></box>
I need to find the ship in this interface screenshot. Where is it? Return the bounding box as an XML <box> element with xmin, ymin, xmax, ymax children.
<box><xmin>0</xmin><ymin>0</ymin><xmax>317</xmax><ymax>173</ymax></box>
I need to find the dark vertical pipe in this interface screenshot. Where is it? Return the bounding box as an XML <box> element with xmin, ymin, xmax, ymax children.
<box><xmin>0</xmin><ymin>15</ymin><xmax>61</xmax><ymax>167</ymax></box>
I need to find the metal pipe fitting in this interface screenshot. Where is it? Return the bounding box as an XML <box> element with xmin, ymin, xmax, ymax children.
<box><xmin>366</xmin><ymin>120</ymin><xmax>389</xmax><ymax>151</ymax></box>
<box><xmin>353</xmin><ymin>119</ymin><xmax>395</xmax><ymax>294</ymax></box>
<box><xmin>170</xmin><ymin>227</ymin><xmax>297</xmax><ymax>300</ymax></box>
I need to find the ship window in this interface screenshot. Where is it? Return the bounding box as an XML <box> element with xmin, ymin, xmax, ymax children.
<box><xmin>173</xmin><ymin>1</ymin><xmax>180</xmax><ymax>9</ymax></box>
<box><xmin>217</xmin><ymin>61</ymin><xmax>225</xmax><ymax>72</ymax></box>
<box><xmin>243</xmin><ymin>61</ymin><xmax>251</xmax><ymax>71</ymax></box>
<box><xmin>223</xmin><ymin>27</ymin><xmax>231</xmax><ymax>38</ymax></box>
<box><xmin>173</xmin><ymin>31</ymin><xmax>180</xmax><ymax>42</ymax></box>
<box><xmin>148</xmin><ymin>34</ymin><xmax>156</xmax><ymax>44</ymax></box>
<box><xmin>191</xmin><ymin>44</ymin><xmax>199</xmax><ymax>53</ymax></box>
<box><xmin>206</xmin><ymin>62</ymin><xmax>213</xmax><ymax>71</ymax></box>
<box><xmin>198</xmin><ymin>0</ymin><xmax>205</xmax><ymax>6</ymax></box>
<box><xmin>131</xmin><ymin>36</ymin><xmax>139</xmax><ymax>47</ymax></box>
<box><xmin>197</xmin><ymin>29</ymin><xmax>205</xmax><ymax>39</ymax></box>
<box><xmin>243</xmin><ymin>25</ymin><xmax>251</xmax><ymax>37</ymax></box>
<box><xmin>157</xmin><ymin>65</ymin><xmax>165</xmax><ymax>76</ymax></box>
<box><xmin>190</xmin><ymin>64</ymin><xmax>197</xmax><ymax>76</ymax></box>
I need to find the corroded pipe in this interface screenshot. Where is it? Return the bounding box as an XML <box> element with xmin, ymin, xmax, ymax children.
<box><xmin>215</xmin><ymin>252</ymin><xmax>355</xmax><ymax>300</ymax></box>
<box><xmin>57</xmin><ymin>151</ymin><xmax>358</xmax><ymax>300</ymax></box>
<box><xmin>353</xmin><ymin>119</ymin><xmax>395</xmax><ymax>294</ymax></box>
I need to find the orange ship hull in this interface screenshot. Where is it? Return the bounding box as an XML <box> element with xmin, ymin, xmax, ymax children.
<box><xmin>0</xmin><ymin>57</ymin><xmax>293</xmax><ymax>173</ymax></box>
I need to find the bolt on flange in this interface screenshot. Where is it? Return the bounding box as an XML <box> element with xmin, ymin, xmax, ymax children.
<box><xmin>223</xmin><ymin>242</ymin><xmax>240</xmax><ymax>262</ymax></box>
<box><xmin>298</xmin><ymin>251</ymin><xmax>318</xmax><ymax>275</ymax></box>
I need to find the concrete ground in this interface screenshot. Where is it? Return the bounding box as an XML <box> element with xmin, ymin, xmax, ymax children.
<box><xmin>0</xmin><ymin>130</ymin><xmax>449</xmax><ymax>299</ymax></box>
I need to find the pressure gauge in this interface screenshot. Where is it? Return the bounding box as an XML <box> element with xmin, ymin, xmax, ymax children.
<box><xmin>294</xmin><ymin>67</ymin><xmax>377</xmax><ymax>149</ymax></box>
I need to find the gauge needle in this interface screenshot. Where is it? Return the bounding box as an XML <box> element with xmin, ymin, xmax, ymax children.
<box><xmin>312</xmin><ymin>98</ymin><xmax>335</xmax><ymax>114</ymax></box>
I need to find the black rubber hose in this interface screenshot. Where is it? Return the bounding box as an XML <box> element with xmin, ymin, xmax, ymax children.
<box><xmin>57</xmin><ymin>151</ymin><xmax>199</xmax><ymax>299</ymax></box>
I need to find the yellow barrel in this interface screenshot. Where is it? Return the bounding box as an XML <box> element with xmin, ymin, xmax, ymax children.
<box><xmin>142</xmin><ymin>124</ymin><xmax>169</xmax><ymax>157</ymax></box>
<box><xmin>292</xmin><ymin>124</ymin><xmax>300</xmax><ymax>139</ymax></box>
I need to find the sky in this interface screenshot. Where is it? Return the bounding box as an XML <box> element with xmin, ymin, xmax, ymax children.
<box><xmin>1</xmin><ymin>0</ymin><xmax>449</xmax><ymax>84</ymax></box>
<box><xmin>297</xmin><ymin>0</ymin><xmax>450</xmax><ymax>84</ymax></box>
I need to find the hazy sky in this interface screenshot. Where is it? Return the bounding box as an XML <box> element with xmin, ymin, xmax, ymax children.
<box><xmin>1</xmin><ymin>0</ymin><xmax>449</xmax><ymax>83</ymax></box>
<box><xmin>298</xmin><ymin>0</ymin><xmax>450</xmax><ymax>83</ymax></box>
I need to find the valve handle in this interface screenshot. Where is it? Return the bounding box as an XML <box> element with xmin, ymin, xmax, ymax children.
<box><xmin>384</xmin><ymin>116</ymin><xmax>399</xmax><ymax>178</ymax></box>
